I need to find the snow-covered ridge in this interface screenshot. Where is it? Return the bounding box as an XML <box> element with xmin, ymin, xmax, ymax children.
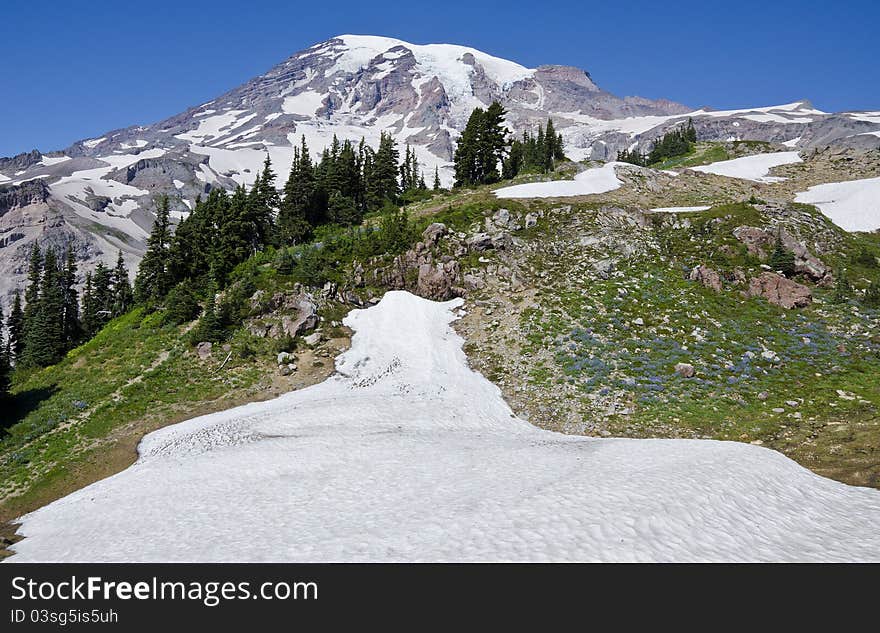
<box><xmin>9</xmin><ymin>292</ymin><xmax>880</xmax><ymax>562</ymax></box>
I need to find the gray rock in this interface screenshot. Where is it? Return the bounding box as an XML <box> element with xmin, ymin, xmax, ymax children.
<box><xmin>303</xmin><ymin>332</ymin><xmax>322</xmax><ymax>346</ymax></box>
<box><xmin>196</xmin><ymin>341</ymin><xmax>213</xmax><ymax>360</ymax></box>
<box><xmin>674</xmin><ymin>362</ymin><xmax>695</xmax><ymax>378</ymax></box>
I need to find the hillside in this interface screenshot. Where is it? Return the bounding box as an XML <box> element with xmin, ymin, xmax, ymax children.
<box><xmin>3</xmin><ymin>138</ymin><xmax>880</xmax><ymax>559</ymax></box>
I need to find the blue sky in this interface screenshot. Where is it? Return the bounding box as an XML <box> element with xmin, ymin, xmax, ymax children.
<box><xmin>1</xmin><ymin>0</ymin><xmax>877</xmax><ymax>157</ymax></box>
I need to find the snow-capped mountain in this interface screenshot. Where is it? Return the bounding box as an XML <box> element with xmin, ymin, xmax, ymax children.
<box><xmin>1</xmin><ymin>34</ymin><xmax>879</xmax><ymax>306</ymax></box>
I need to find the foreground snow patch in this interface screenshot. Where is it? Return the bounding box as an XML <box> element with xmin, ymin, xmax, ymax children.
<box><xmin>794</xmin><ymin>177</ymin><xmax>880</xmax><ymax>232</ymax></box>
<box><xmin>9</xmin><ymin>291</ymin><xmax>880</xmax><ymax>562</ymax></box>
<box><xmin>494</xmin><ymin>163</ymin><xmax>622</xmax><ymax>199</ymax></box>
<box><xmin>690</xmin><ymin>151</ymin><xmax>802</xmax><ymax>182</ymax></box>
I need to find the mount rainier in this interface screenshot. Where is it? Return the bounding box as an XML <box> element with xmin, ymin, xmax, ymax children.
<box><xmin>1</xmin><ymin>34</ymin><xmax>878</xmax><ymax>306</ymax></box>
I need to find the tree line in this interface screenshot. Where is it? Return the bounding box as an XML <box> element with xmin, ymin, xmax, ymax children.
<box><xmin>617</xmin><ymin>118</ymin><xmax>697</xmax><ymax>166</ymax></box>
<box><xmin>0</xmin><ymin>245</ymin><xmax>132</xmax><ymax>383</ymax></box>
<box><xmin>454</xmin><ymin>101</ymin><xmax>566</xmax><ymax>186</ymax></box>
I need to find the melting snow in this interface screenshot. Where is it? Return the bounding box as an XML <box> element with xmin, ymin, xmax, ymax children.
<box><xmin>494</xmin><ymin>163</ymin><xmax>622</xmax><ymax>199</ymax></box>
<box><xmin>650</xmin><ymin>206</ymin><xmax>711</xmax><ymax>213</ymax></box>
<box><xmin>689</xmin><ymin>151</ymin><xmax>802</xmax><ymax>182</ymax></box>
<box><xmin>9</xmin><ymin>291</ymin><xmax>879</xmax><ymax>562</ymax></box>
<box><xmin>795</xmin><ymin>177</ymin><xmax>880</xmax><ymax>232</ymax></box>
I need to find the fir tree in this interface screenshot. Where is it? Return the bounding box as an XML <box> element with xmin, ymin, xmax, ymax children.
<box><xmin>61</xmin><ymin>247</ymin><xmax>81</xmax><ymax>347</ymax></box>
<box><xmin>7</xmin><ymin>290</ymin><xmax>24</xmax><ymax>362</ymax></box>
<box><xmin>22</xmin><ymin>247</ymin><xmax>64</xmax><ymax>367</ymax></box>
<box><xmin>433</xmin><ymin>166</ymin><xmax>441</xmax><ymax>191</ymax></box>
<box><xmin>0</xmin><ymin>305</ymin><xmax>9</xmax><ymax>400</ymax></box>
<box><xmin>832</xmin><ymin>266</ymin><xmax>852</xmax><ymax>304</ymax></box>
<box><xmin>134</xmin><ymin>196</ymin><xmax>173</xmax><ymax>303</ymax></box>
<box><xmin>769</xmin><ymin>234</ymin><xmax>796</xmax><ymax>277</ymax></box>
<box><xmin>111</xmin><ymin>250</ymin><xmax>133</xmax><ymax>317</ymax></box>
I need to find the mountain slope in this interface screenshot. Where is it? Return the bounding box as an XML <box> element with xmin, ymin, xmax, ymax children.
<box><xmin>1</xmin><ymin>35</ymin><xmax>879</xmax><ymax>309</ymax></box>
<box><xmin>9</xmin><ymin>292</ymin><xmax>880</xmax><ymax>562</ymax></box>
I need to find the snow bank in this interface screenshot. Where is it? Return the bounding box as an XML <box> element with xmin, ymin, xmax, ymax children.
<box><xmin>795</xmin><ymin>177</ymin><xmax>880</xmax><ymax>232</ymax></box>
<box><xmin>650</xmin><ymin>206</ymin><xmax>711</xmax><ymax>213</ymax></box>
<box><xmin>494</xmin><ymin>163</ymin><xmax>622</xmax><ymax>199</ymax></box>
<box><xmin>8</xmin><ymin>291</ymin><xmax>880</xmax><ymax>562</ymax></box>
<box><xmin>690</xmin><ymin>151</ymin><xmax>802</xmax><ymax>182</ymax></box>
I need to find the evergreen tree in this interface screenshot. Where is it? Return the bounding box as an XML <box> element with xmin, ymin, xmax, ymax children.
<box><xmin>278</xmin><ymin>143</ymin><xmax>315</xmax><ymax>244</ymax></box>
<box><xmin>22</xmin><ymin>247</ymin><xmax>64</xmax><ymax>367</ymax></box>
<box><xmin>832</xmin><ymin>266</ymin><xmax>852</xmax><ymax>304</ymax></box>
<box><xmin>863</xmin><ymin>280</ymin><xmax>880</xmax><ymax>308</ymax></box>
<box><xmin>369</xmin><ymin>133</ymin><xmax>400</xmax><ymax>209</ymax></box>
<box><xmin>189</xmin><ymin>287</ymin><xmax>224</xmax><ymax>343</ymax></box>
<box><xmin>453</xmin><ymin>101</ymin><xmax>509</xmax><ymax>186</ymax></box>
<box><xmin>81</xmin><ymin>272</ymin><xmax>98</xmax><ymax>338</ymax></box>
<box><xmin>111</xmin><ymin>250</ymin><xmax>134</xmax><ymax>317</ymax></box>
<box><xmin>7</xmin><ymin>290</ymin><xmax>24</xmax><ymax>362</ymax></box>
<box><xmin>61</xmin><ymin>247</ymin><xmax>81</xmax><ymax>347</ymax></box>
<box><xmin>0</xmin><ymin>305</ymin><xmax>9</xmax><ymax>400</ymax></box>
<box><xmin>768</xmin><ymin>234</ymin><xmax>796</xmax><ymax>277</ymax></box>
<box><xmin>433</xmin><ymin>166</ymin><xmax>441</xmax><ymax>191</ymax></box>
<box><xmin>134</xmin><ymin>196</ymin><xmax>173</xmax><ymax>303</ymax></box>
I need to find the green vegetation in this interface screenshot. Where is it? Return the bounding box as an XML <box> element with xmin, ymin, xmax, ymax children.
<box><xmin>618</xmin><ymin>119</ymin><xmax>697</xmax><ymax>166</ymax></box>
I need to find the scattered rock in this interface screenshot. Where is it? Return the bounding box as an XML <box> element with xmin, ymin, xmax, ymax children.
<box><xmin>524</xmin><ymin>213</ymin><xmax>538</xmax><ymax>228</ymax></box>
<box><xmin>689</xmin><ymin>265</ymin><xmax>723</xmax><ymax>292</ymax></box>
<box><xmin>416</xmin><ymin>260</ymin><xmax>461</xmax><ymax>300</ymax></box>
<box><xmin>674</xmin><ymin>362</ymin><xmax>695</xmax><ymax>378</ymax></box>
<box><xmin>747</xmin><ymin>272</ymin><xmax>812</xmax><ymax>309</ymax></box>
<box><xmin>195</xmin><ymin>341</ymin><xmax>213</xmax><ymax>360</ymax></box>
<box><xmin>422</xmin><ymin>222</ymin><xmax>447</xmax><ymax>248</ymax></box>
<box><xmin>303</xmin><ymin>332</ymin><xmax>322</xmax><ymax>346</ymax></box>
<box><xmin>466</xmin><ymin>233</ymin><xmax>495</xmax><ymax>252</ymax></box>
<box><xmin>277</xmin><ymin>352</ymin><xmax>294</xmax><ymax>365</ymax></box>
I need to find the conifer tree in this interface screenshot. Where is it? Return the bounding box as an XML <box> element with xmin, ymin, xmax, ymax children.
<box><xmin>81</xmin><ymin>272</ymin><xmax>98</xmax><ymax>338</ymax></box>
<box><xmin>7</xmin><ymin>290</ymin><xmax>24</xmax><ymax>362</ymax></box>
<box><xmin>769</xmin><ymin>234</ymin><xmax>796</xmax><ymax>277</ymax></box>
<box><xmin>111</xmin><ymin>250</ymin><xmax>133</xmax><ymax>317</ymax></box>
<box><xmin>832</xmin><ymin>266</ymin><xmax>852</xmax><ymax>304</ymax></box>
<box><xmin>22</xmin><ymin>247</ymin><xmax>64</xmax><ymax>367</ymax></box>
<box><xmin>134</xmin><ymin>196</ymin><xmax>173</xmax><ymax>303</ymax></box>
<box><xmin>0</xmin><ymin>305</ymin><xmax>9</xmax><ymax>399</ymax></box>
<box><xmin>433</xmin><ymin>166</ymin><xmax>441</xmax><ymax>191</ymax></box>
<box><xmin>61</xmin><ymin>247</ymin><xmax>81</xmax><ymax>347</ymax></box>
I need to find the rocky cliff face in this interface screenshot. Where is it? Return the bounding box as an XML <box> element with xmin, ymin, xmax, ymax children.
<box><xmin>1</xmin><ymin>35</ymin><xmax>877</xmax><ymax>309</ymax></box>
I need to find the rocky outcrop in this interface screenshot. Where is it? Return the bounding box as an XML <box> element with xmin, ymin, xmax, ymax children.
<box><xmin>689</xmin><ymin>265</ymin><xmax>723</xmax><ymax>292</ymax></box>
<box><xmin>747</xmin><ymin>272</ymin><xmax>812</xmax><ymax>309</ymax></box>
<box><xmin>417</xmin><ymin>260</ymin><xmax>461</xmax><ymax>300</ymax></box>
<box><xmin>0</xmin><ymin>149</ymin><xmax>42</xmax><ymax>172</ymax></box>
<box><xmin>0</xmin><ymin>179</ymin><xmax>50</xmax><ymax>217</ymax></box>
<box><xmin>245</xmin><ymin>289</ymin><xmax>319</xmax><ymax>339</ymax></box>
<box><xmin>732</xmin><ymin>225</ymin><xmax>831</xmax><ymax>282</ymax></box>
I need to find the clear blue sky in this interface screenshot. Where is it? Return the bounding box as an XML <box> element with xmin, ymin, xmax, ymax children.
<box><xmin>1</xmin><ymin>0</ymin><xmax>877</xmax><ymax>157</ymax></box>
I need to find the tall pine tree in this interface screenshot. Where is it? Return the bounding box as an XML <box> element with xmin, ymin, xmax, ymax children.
<box><xmin>134</xmin><ymin>196</ymin><xmax>172</xmax><ymax>303</ymax></box>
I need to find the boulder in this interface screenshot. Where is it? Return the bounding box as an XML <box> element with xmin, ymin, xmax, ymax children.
<box><xmin>689</xmin><ymin>265</ymin><xmax>723</xmax><ymax>292</ymax></box>
<box><xmin>422</xmin><ymin>222</ymin><xmax>447</xmax><ymax>248</ymax></box>
<box><xmin>417</xmin><ymin>260</ymin><xmax>461</xmax><ymax>300</ymax></box>
<box><xmin>675</xmin><ymin>363</ymin><xmax>696</xmax><ymax>378</ymax></box>
<box><xmin>747</xmin><ymin>272</ymin><xmax>812</xmax><ymax>309</ymax></box>
<box><xmin>196</xmin><ymin>341</ymin><xmax>213</xmax><ymax>360</ymax></box>
<box><xmin>277</xmin><ymin>352</ymin><xmax>294</xmax><ymax>365</ymax></box>
<box><xmin>524</xmin><ymin>213</ymin><xmax>538</xmax><ymax>228</ymax></box>
<box><xmin>303</xmin><ymin>332</ymin><xmax>322</xmax><ymax>346</ymax></box>
<box><xmin>466</xmin><ymin>233</ymin><xmax>495</xmax><ymax>251</ymax></box>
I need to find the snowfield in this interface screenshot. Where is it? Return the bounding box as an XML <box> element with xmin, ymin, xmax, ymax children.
<box><xmin>794</xmin><ymin>177</ymin><xmax>880</xmax><ymax>232</ymax></box>
<box><xmin>650</xmin><ymin>206</ymin><xmax>711</xmax><ymax>213</ymax></box>
<box><xmin>690</xmin><ymin>151</ymin><xmax>802</xmax><ymax>182</ymax></box>
<box><xmin>8</xmin><ymin>292</ymin><xmax>880</xmax><ymax>562</ymax></box>
<box><xmin>494</xmin><ymin>163</ymin><xmax>622</xmax><ymax>199</ymax></box>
